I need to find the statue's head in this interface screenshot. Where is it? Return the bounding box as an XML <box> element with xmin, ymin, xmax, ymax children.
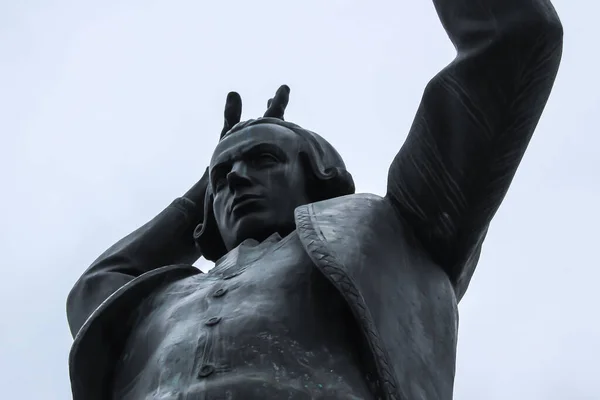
<box><xmin>194</xmin><ymin>86</ymin><xmax>355</xmax><ymax>261</ymax></box>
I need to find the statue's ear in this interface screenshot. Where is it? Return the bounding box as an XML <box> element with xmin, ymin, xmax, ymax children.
<box><xmin>193</xmin><ymin>188</ymin><xmax>227</xmax><ymax>262</ymax></box>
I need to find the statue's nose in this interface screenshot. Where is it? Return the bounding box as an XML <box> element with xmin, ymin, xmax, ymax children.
<box><xmin>226</xmin><ymin>161</ymin><xmax>251</xmax><ymax>189</ymax></box>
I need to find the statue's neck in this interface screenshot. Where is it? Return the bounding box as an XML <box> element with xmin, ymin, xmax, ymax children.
<box><xmin>214</xmin><ymin>232</ymin><xmax>283</xmax><ymax>269</ymax></box>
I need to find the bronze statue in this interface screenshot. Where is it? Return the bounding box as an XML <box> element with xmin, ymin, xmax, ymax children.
<box><xmin>66</xmin><ymin>1</ymin><xmax>563</xmax><ymax>399</ymax></box>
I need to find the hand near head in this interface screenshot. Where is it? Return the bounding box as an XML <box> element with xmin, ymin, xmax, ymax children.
<box><xmin>219</xmin><ymin>84</ymin><xmax>291</xmax><ymax>139</ymax></box>
<box><xmin>220</xmin><ymin>92</ymin><xmax>242</xmax><ymax>139</ymax></box>
<box><xmin>263</xmin><ymin>84</ymin><xmax>291</xmax><ymax>120</ymax></box>
<box><xmin>187</xmin><ymin>85</ymin><xmax>291</xmax><ymax>204</ymax></box>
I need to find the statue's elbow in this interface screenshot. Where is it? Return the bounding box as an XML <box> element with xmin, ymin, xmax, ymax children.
<box><xmin>66</xmin><ymin>279</ymin><xmax>90</xmax><ymax>338</ymax></box>
<box><xmin>66</xmin><ymin>271</ymin><xmax>133</xmax><ymax>338</ymax></box>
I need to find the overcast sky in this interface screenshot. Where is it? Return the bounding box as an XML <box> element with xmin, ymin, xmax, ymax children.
<box><xmin>1</xmin><ymin>1</ymin><xmax>598</xmax><ymax>399</ymax></box>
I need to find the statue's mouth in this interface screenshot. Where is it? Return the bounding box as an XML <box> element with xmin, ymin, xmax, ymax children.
<box><xmin>230</xmin><ymin>194</ymin><xmax>264</xmax><ymax>213</ymax></box>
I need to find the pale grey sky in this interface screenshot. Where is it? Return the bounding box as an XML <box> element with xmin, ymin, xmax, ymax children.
<box><xmin>1</xmin><ymin>1</ymin><xmax>598</xmax><ymax>399</ymax></box>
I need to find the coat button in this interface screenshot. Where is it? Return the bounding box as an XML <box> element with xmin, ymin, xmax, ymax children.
<box><xmin>198</xmin><ymin>364</ymin><xmax>215</xmax><ymax>378</ymax></box>
<box><xmin>205</xmin><ymin>316</ymin><xmax>222</xmax><ymax>326</ymax></box>
<box><xmin>213</xmin><ymin>287</ymin><xmax>228</xmax><ymax>298</ymax></box>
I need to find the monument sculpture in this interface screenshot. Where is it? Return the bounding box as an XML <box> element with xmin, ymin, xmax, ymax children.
<box><xmin>66</xmin><ymin>0</ymin><xmax>563</xmax><ymax>398</ymax></box>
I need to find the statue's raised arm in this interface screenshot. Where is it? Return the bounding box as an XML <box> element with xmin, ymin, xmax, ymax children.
<box><xmin>385</xmin><ymin>0</ymin><xmax>563</xmax><ymax>300</ymax></box>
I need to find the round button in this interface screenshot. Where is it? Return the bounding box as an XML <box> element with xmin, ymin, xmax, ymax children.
<box><xmin>212</xmin><ymin>288</ymin><xmax>228</xmax><ymax>298</ymax></box>
<box><xmin>198</xmin><ymin>364</ymin><xmax>215</xmax><ymax>378</ymax></box>
<box><xmin>205</xmin><ymin>316</ymin><xmax>222</xmax><ymax>326</ymax></box>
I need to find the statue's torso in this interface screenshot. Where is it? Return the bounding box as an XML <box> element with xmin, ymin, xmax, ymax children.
<box><xmin>112</xmin><ymin>232</ymin><xmax>374</xmax><ymax>399</ymax></box>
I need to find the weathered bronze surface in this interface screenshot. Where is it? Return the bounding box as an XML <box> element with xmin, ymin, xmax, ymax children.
<box><xmin>67</xmin><ymin>1</ymin><xmax>563</xmax><ymax>399</ymax></box>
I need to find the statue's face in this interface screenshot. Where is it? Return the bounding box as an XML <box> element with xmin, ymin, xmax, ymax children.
<box><xmin>210</xmin><ymin>123</ymin><xmax>311</xmax><ymax>251</ymax></box>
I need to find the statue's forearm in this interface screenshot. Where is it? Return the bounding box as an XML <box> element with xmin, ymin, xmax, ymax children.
<box><xmin>386</xmin><ymin>0</ymin><xmax>562</xmax><ymax>299</ymax></box>
<box><xmin>67</xmin><ymin>169</ymin><xmax>209</xmax><ymax>336</ymax></box>
<box><xmin>183</xmin><ymin>167</ymin><xmax>210</xmax><ymax>205</ymax></box>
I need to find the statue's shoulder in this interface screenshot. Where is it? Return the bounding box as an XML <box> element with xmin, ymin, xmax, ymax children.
<box><xmin>300</xmin><ymin>193</ymin><xmax>393</xmax><ymax>220</ymax></box>
<box><xmin>296</xmin><ymin>193</ymin><xmax>401</xmax><ymax>241</ymax></box>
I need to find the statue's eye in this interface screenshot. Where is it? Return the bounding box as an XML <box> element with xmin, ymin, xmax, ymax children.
<box><xmin>251</xmin><ymin>153</ymin><xmax>279</xmax><ymax>168</ymax></box>
<box><xmin>214</xmin><ymin>177</ymin><xmax>227</xmax><ymax>190</ymax></box>
<box><xmin>211</xmin><ymin>170</ymin><xmax>228</xmax><ymax>191</ymax></box>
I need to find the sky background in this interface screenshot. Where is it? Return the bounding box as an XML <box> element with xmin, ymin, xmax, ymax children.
<box><xmin>1</xmin><ymin>1</ymin><xmax>598</xmax><ymax>399</ymax></box>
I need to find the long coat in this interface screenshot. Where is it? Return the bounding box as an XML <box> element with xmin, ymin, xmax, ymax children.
<box><xmin>67</xmin><ymin>0</ymin><xmax>563</xmax><ymax>398</ymax></box>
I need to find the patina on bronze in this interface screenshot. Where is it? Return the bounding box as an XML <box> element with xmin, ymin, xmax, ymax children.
<box><xmin>66</xmin><ymin>1</ymin><xmax>563</xmax><ymax>399</ymax></box>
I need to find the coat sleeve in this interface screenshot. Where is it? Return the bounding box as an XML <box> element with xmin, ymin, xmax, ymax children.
<box><xmin>66</xmin><ymin>170</ymin><xmax>209</xmax><ymax>337</ymax></box>
<box><xmin>385</xmin><ymin>0</ymin><xmax>563</xmax><ymax>300</ymax></box>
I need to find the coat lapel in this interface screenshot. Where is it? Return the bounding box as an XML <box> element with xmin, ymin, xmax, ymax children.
<box><xmin>295</xmin><ymin>193</ymin><xmax>401</xmax><ymax>400</ymax></box>
<box><xmin>295</xmin><ymin>193</ymin><xmax>459</xmax><ymax>400</ymax></box>
<box><xmin>68</xmin><ymin>264</ymin><xmax>200</xmax><ymax>400</ymax></box>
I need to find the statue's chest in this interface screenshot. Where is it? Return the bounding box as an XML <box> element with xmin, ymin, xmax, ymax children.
<box><xmin>112</xmin><ymin>233</ymin><xmax>369</xmax><ymax>399</ymax></box>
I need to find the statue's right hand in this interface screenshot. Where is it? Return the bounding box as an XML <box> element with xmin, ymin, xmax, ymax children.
<box><xmin>201</xmin><ymin>86</ymin><xmax>288</xmax><ymax>195</ymax></box>
<box><xmin>219</xmin><ymin>84</ymin><xmax>289</xmax><ymax>140</ymax></box>
<box><xmin>185</xmin><ymin>92</ymin><xmax>242</xmax><ymax>202</ymax></box>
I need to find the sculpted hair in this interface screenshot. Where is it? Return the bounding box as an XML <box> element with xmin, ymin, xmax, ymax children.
<box><xmin>193</xmin><ymin>117</ymin><xmax>355</xmax><ymax>262</ymax></box>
